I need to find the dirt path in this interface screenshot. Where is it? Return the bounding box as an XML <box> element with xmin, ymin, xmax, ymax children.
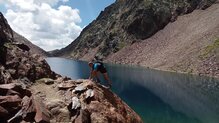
<box><xmin>30</xmin><ymin>82</ymin><xmax>62</xmax><ymax>102</ymax></box>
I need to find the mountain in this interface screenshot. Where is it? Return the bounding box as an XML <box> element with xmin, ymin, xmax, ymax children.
<box><xmin>53</xmin><ymin>0</ymin><xmax>219</xmax><ymax>78</ymax></box>
<box><xmin>13</xmin><ymin>31</ymin><xmax>48</xmax><ymax>56</ymax></box>
<box><xmin>0</xmin><ymin>12</ymin><xmax>48</xmax><ymax>56</ymax></box>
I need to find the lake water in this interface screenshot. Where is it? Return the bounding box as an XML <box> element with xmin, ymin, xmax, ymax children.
<box><xmin>46</xmin><ymin>57</ymin><xmax>219</xmax><ymax>123</ymax></box>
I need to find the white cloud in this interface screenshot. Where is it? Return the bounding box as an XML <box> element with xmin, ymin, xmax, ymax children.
<box><xmin>1</xmin><ymin>0</ymin><xmax>82</xmax><ymax>51</ymax></box>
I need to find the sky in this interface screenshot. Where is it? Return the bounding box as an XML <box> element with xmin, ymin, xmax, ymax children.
<box><xmin>0</xmin><ymin>0</ymin><xmax>115</xmax><ymax>51</ymax></box>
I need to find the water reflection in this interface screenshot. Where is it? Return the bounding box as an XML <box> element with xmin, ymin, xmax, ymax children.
<box><xmin>46</xmin><ymin>58</ymin><xmax>219</xmax><ymax>123</ymax></box>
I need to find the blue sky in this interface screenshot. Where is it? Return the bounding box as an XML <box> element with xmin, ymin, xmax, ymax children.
<box><xmin>64</xmin><ymin>0</ymin><xmax>115</xmax><ymax>27</ymax></box>
<box><xmin>0</xmin><ymin>0</ymin><xmax>115</xmax><ymax>51</ymax></box>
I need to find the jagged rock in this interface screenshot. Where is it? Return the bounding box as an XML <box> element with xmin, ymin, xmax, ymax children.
<box><xmin>58</xmin><ymin>82</ymin><xmax>75</xmax><ymax>90</ymax></box>
<box><xmin>0</xmin><ymin>66</ymin><xmax>13</xmax><ymax>84</ymax></box>
<box><xmin>71</xmin><ymin>97</ymin><xmax>81</xmax><ymax>110</ymax></box>
<box><xmin>0</xmin><ymin>83</ymin><xmax>31</xmax><ymax>97</ymax></box>
<box><xmin>21</xmin><ymin>96</ymin><xmax>36</xmax><ymax>121</ymax></box>
<box><xmin>74</xmin><ymin>109</ymin><xmax>91</xmax><ymax>123</ymax></box>
<box><xmin>33</xmin><ymin>96</ymin><xmax>51</xmax><ymax>123</ymax></box>
<box><xmin>85</xmin><ymin>89</ymin><xmax>94</xmax><ymax>99</ymax></box>
<box><xmin>0</xmin><ymin>95</ymin><xmax>22</xmax><ymax>110</ymax></box>
<box><xmin>73</xmin><ymin>84</ymin><xmax>86</xmax><ymax>93</ymax></box>
<box><xmin>74</xmin><ymin>79</ymin><xmax>84</xmax><ymax>84</ymax></box>
<box><xmin>18</xmin><ymin>77</ymin><xmax>33</xmax><ymax>88</ymax></box>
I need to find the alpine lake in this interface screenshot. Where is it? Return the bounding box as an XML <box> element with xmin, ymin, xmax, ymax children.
<box><xmin>46</xmin><ymin>57</ymin><xmax>219</xmax><ymax>123</ymax></box>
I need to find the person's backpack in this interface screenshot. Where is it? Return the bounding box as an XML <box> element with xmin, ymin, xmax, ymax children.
<box><xmin>95</xmin><ymin>61</ymin><xmax>104</xmax><ymax>67</ymax></box>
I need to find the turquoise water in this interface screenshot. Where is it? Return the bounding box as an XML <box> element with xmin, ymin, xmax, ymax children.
<box><xmin>46</xmin><ymin>57</ymin><xmax>219</xmax><ymax>123</ymax></box>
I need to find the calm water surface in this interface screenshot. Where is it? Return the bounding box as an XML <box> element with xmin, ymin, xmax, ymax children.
<box><xmin>46</xmin><ymin>57</ymin><xmax>219</xmax><ymax>123</ymax></box>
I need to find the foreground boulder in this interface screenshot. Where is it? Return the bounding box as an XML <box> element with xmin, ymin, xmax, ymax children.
<box><xmin>31</xmin><ymin>78</ymin><xmax>143</xmax><ymax>123</ymax></box>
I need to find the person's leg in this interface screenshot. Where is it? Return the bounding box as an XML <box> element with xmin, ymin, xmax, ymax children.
<box><xmin>95</xmin><ymin>72</ymin><xmax>101</xmax><ymax>83</ymax></box>
<box><xmin>103</xmin><ymin>73</ymin><xmax>112</xmax><ymax>87</ymax></box>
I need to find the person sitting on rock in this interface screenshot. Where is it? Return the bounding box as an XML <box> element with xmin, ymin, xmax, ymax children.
<box><xmin>88</xmin><ymin>61</ymin><xmax>112</xmax><ymax>88</ymax></box>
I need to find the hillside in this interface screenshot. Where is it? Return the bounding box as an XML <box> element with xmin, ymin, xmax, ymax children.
<box><xmin>53</xmin><ymin>0</ymin><xmax>218</xmax><ymax>78</ymax></box>
<box><xmin>0</xmin><ymin>12</ymin><xmax>47</xmax><ymax>56</ymax></box>
<box><xmin>13</xmin><ymin>31</ymin><xmax>48</xmax><ymax>56</ymax></box>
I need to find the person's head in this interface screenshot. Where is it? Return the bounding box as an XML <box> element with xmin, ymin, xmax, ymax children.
<box><xmin>88</xmin><ymin>62</ymin><xmax>93</xmax><ymax>68</ymax></box>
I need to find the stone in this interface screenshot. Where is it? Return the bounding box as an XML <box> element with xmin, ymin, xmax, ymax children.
<box><xmin>74</xmin><ymin>79</ymin><xmax>84</xmax><ymax>84</ymax></box>
<box><xmin>71</xmin><ymin>97</ymin><xmax>81</xmax><ymax>110</ymax></box>
<box><xmin>18</xmin><ymin>77</ymin><xmax>32</xmax><ymax>88</ymax></box>
<box><xmin>33</xmin><ymin>96</ymin><xmax>51</xmax><ymax>123</ymax></box>
<box><xmin>0</xmin><ymin>83</ymin><xmax>31</xmax><ymax>97</ymax></box>
<box><xmin>21</xmin><ymin>96</ymin><xmax>36</xmax><ymax>121</ymax></box>
<box><xmin>74</xmin><ymin>109</ymin><xmax>91</xmax><ymax>123</ymax></box>
<box><xmin>73</xmin><ymin>84</ymin><xmax>86</xmax><ymax>93</ymax></box>
<box><xmin>58</xmin><ymin>82</ymin><xmax>75</xmax><ymax>90</ymax></box>
<box><xmin>85</xmin><ymin>89</ymin><xmax>94</xmax><ymax>99</ymax></box>
<box><xmin>0</xmin><ymin>95</ymin><xmax>22</xmax><ymax>107</ymax></box>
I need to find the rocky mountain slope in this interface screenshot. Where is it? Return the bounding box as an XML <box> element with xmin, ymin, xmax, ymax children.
<box><xmin>0</xmin><ymin>12</ymin><xmax>143</xmax><ymax>122</ymax></box>
<box><xmin>0</xmin><ymin>12</ymin><xmax>47</xmax><ymax>57</ymax></box>
<box><xmin>53</xmin><ymin>0</ymin><xmax>218</xmax><ymax>78</ymax></box>
<box><xmin>13</xmin><ymin>31</ymin><xmax>48</xmax><ymax>56</ymax></box>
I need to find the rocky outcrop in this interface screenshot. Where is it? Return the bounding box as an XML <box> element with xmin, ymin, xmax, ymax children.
<box><xmin>0</xmin><ymin>83</ymin><xmax>50</xmax><ymax>123</ymax></box>
<box><xmin>31</xmin><ymin>78</ymin><xmax>143</xmax><ymax>123</ymax></box>
<box><xmin>0</xmin><ymin>12</ymin><xmax>143</xmax><ymax>122</ymax></box>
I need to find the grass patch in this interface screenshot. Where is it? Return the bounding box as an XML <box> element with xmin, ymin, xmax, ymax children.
<box><xmin>199</xmin><ymin>38</ymin><xmax>219</xmax><ymax>59</ymax></box>
<box><xmin>117</xmin><ymin>41</ymin><xmax>127</xmax><ymax>49</ymax></box>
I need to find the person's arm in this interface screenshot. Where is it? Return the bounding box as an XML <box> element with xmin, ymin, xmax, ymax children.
<box><xmin>89</xmin><ymin>70</ymin><xmax>97</xmax><ymax>80</ymax></box>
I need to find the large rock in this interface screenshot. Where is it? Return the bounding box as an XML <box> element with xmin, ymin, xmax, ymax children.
<box><xmin>21</xmin><ymin>96</ymin><xmax>36</xmax><ymax>121</ymax></box>
<box><xmin>33</xmin><ymin>96</ymin><xmax>51</xmax><ymax>123</ymax></box>
<box><xmin>52</xmin><ymin>79</ymin><xmax>143</xmax><ymax>123</ymax></box>
<box><xmin>0</xmin><ymin>83</ymin><xmax>31</xmax><ymax>97</ymax></box>
<box><xmin>0</xmin><ymin>95</ymin><xmax>22</xmax><ymax>107</ymax></box>
<box><xmin>74</xmin><ymin>109</ymin><xmax>91</xmax><ymax>123</ymax></box>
